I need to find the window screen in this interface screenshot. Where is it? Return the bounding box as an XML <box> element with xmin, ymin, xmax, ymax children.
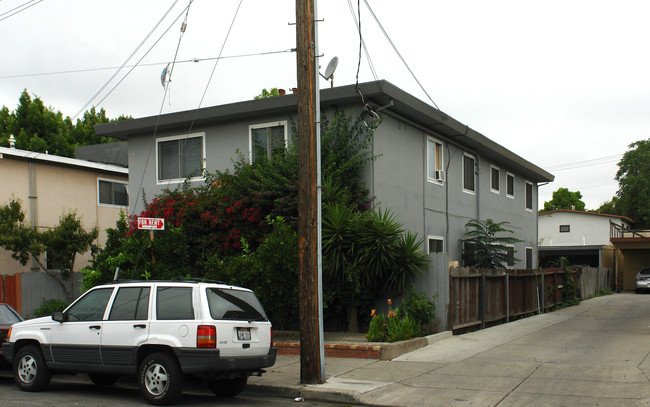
<box><xmin>463</xmin><ymin>154</ymin><xmax>475</xmax><ymax>192</ymax></box>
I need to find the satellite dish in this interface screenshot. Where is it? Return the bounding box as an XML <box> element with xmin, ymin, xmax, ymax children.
<box><xmin>320</xmin><ymin>56</ymin><xmax>338</xmax><ymax>87</ymax></box>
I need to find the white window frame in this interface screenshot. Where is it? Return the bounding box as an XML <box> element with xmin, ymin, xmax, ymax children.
<box><xmin>490</xmin><ymin>165</ymin><xmax>500</xmax><ymax>194</ymax></box>
<box><xmin>97</xmin><ymin>177</ymin><xmax>129</xmax><ymax>208</ymax></box>
<box><xmin>506</xmin><ymin>172</ymin><xmax>515</xmax><ymax>199</ymax></box>
<box><xmin>525</xmin><ymin>180</ymin><xmax>534</xmax><ymax>212</ymax></box>
<box><xmin>249</xmin><ymin>121</ymin><xmax>288</xmax><ymax>163</ymax></box>
<box><xmin>427</xmin><ymin>235</ymin><xmax>445</xmax><ymax>254</ymax></box>
<box><xmin>426</xmin><ymin>137</ymin><xmax>445</xmax><ymax>185</ymax></box>
<box><xmin>156</xmin><ymin>132</ymin><xmax>206</xmax><ymax>185</ymax></box>
<box><xmin>462</xmin><ymin>153</ymin><xmax>476</xmax><ymax>195</ymax></box>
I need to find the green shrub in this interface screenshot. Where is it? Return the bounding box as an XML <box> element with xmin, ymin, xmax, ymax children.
<box><xmin>366</xmin><ymin>313</ymin><xmax>387</xmax><ymax>342</ymax></box>
<box><xmin>366</xmin><ymin>299</ymin><xmax>421</xmax><ymax>343</ymax></box>
<box><xmin>33</xmin><ymin>298</ymin><xmax>68</xmax><ymax>317</ymax></box>
<box><xmin>399</xmin><ymin>286</ymin><xmax>437</xmax><ymax>335</ymax></box>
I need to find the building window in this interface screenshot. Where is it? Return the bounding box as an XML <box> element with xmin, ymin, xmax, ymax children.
<box><xmin>427</xmin><ymin>137</ymin><xmax>445</xmax><ymax>183</ymax></box>
<box><xmin>559</xmin><ymin>225</ymin><xmax>570</xmax><ymax>233</ymax></box>
<box><xmin>428</xmin><ymin>236</ymin><xmax>444</xmax><ymax>254</ymax></box>
<box><xmin>506</xmin><ymin>173</ymin><xmax>515</xmax><ymax>198</ymax></box>
<box><xmin>98</xmin><ymin>179</ymin><xmax>128</xmax><ymax>207</ymax></box>
<box><xmin>505</xmin><ymin>245</ymin><xmax>515</xmax><ymax>267</ymax></box>
<box><xmin>525</xmin><ymin>247</ymin><xmax>533</xmax><ymax>269</ymax></box>
<box><xmin>157</xmin><ymin>133</ymin><xmax>204</xmax><ymax>183</ymax></box>
<box><xmin>525</xmin><ymin>181</ymin><xmax>533</xmax><ymax>211</ymax></box>
<box><xmin>462</xmin><ymin>241</ymin><xmax>476</xmax><ymax>267</ymax></box>
<box><xmin>463</xmin><ymin>153</ymin><xmax>476</xmax><ymax>193</ymax></box>
<box><xmin>490</xmin><ymin>166</ymin><xmax>500</xmax><ymax>193</ymax></box>
<box><xmin>250</xmin><ymin>122</ymin><xmax>287</xmax><ymax>163</ymax></box>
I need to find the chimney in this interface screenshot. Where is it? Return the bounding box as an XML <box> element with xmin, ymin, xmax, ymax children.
<box><xmin>9</xmin><ymin>134</ymin><xmax>16</xmax><ymax>149</ymax></box>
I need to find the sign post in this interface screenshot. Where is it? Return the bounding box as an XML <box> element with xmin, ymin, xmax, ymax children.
<box><xmin>138</xmin><ymin>218</ymin><xmax>165</xmax><ymax>264</ymax></box>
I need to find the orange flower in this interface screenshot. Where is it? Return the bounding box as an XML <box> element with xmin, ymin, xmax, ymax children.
<box><xmin>387</xmin><ymin>299</ymin><xmax>392</xmax><ymax>306</ymax></box>
<box><xmin>371</xmin><ymin>309</ymin><xmax>376</xmax><ymax>317</ymax></box>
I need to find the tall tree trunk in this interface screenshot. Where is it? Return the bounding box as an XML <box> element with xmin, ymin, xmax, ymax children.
<box><xmin>347</xmin><ymin>305</ymin><xmax>358</xmax><ymax>333</ymax></box>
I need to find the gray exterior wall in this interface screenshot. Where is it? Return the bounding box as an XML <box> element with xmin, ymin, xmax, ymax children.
<box><xmin>367</xmin><ymin>113</ymin><xmax>539</xmax><ymax>329</ymax></box>
<box><xmin>98</xmin><ymin>81</ymin><xmax>551</xmax><ymax>332</ymax></box>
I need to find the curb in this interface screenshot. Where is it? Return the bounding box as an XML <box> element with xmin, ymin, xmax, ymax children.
<box><xmin>274</xmin><ymin>330</ymin><xmax>453</xmax><ymax>360</ymax></box>
<box><xmin>244</xmin><ymin>382</ymin><xmax>364</xmax><ymax>405</ymax></box>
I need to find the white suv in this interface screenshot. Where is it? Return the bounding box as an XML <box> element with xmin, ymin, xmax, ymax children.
<box><xmin>2</xmin><ymin>279</ymin><xmax>276</xmax><ymax>405</ymax></box>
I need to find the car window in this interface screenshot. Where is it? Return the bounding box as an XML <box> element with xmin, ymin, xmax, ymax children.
<box><xmin>206</xmin><ymin>288</ymin><xmax>267</xmax><ymax>321</ymax></box>
<box><xmin>0</xmin><ymin>304</ymin><xmax>22</xmax><ymax>324</ymax></box>
<box><xmin>639</xmin><ymin>268</ymin><xmax>650</xmax><ymax>275</ymax></box>
<box><xmin>109</xmin><ymin>287</ymin><xmax>150</xmax><ymax>321</ymax></box>
<box><xmin>156</xmin><ymin>287</ymin><xmax>194</xmax><ymax>320</ymax></box>
<box><xmin>66</xmin><ymin>288</ymin><xmax>114</xmax><ymax>321</ymax></box>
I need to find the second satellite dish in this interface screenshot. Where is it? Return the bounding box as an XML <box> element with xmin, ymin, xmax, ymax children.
<box><xmin>321</xmin><ymin>56</ymin><xmax>338</xmax><ymax>87</ymax></box>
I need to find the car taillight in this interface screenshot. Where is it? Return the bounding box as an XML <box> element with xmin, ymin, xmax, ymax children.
<box><xmin>197</xmin><ymin>325</ymin><xmax>216</xmax><ymax>348</ymax></box>
<box><xmin>270</xmin><ymin>327</ymin><xmax>273</xmax><ymax>347</ymax></box>
<box><xmin>6</xmin><ymin>327</ymin><xmax>11</xmax><ymax>341</ymax></box>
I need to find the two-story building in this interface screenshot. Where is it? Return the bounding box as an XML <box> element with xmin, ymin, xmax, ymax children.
<box><xmin>0</xmin><ymin>144</ymin><xmax>129</xmax><ymax>275</ymax></box>
<box><xmin>96</xmin><ymin>80</ymin><xmax>554</xmax><ymax>329</ymax></box>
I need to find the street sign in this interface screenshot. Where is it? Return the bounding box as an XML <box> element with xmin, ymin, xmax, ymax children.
<box><xmin>137</xmin><ymin>217</ymin><xmax>165</xmax><ymax>231</ymax></box>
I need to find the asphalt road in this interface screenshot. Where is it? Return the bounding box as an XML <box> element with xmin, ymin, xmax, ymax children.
<box><xmin>0</xmin><ymin>371</ymin><xmax>352</xmax><ymax>407</ymax></box>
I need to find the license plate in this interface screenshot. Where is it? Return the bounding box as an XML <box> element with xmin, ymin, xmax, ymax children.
<box><xmin>237</xmin><ymin>328</ymin><xmax>251</xmax><ymax>341</ymax></box>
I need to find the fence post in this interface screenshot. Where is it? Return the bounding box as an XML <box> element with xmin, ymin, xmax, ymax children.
<box><xmin>541</xmin><ymin>270</ymin><xmax>545</xmax><ymax>313</ymax></box>
<box><xmin>505</xmin><ymin>273</ymin><xmax>510</xmax><ymax>323</ymax></box>
<box><xmin>480</xmin><ymin>273</ymin><xmax>486</xmax><ymax>329</ymax></box>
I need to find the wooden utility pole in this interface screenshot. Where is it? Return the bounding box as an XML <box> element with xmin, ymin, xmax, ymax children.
<box><xmin>296</xmin><ymin>0</ymin><xmax>324</xmax><ymax>384</ymax></box>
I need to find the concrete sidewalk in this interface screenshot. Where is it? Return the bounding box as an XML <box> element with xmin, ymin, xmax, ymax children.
<box><xmin>246</xmin><ymin>294</ymin><xmax>650</xmax><ymax>406</ymax></box>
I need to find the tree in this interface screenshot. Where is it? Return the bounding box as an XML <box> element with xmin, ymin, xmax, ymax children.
<box><xmin>0</xmin><ymin>90</ymin><xmax>129</xmax><ymax>157</ymax></box>
<box><xmin>615</xmin><ymin>138</ymin><xmax>650</xmax><ymax>228</ymax></box>
<box><xmin>593</xmin><ymin>197</ymin><xmax>619</xmax><ymax>215</ymax></box>
<box><xmin>0</xmin><ymin>199</ymin><xmax>98</xmax><ymax>300</ymax></box>
<box><xmin>254</xmin><ymin>88</ymin><xmax>280</xmax><ymax>99</ymax></box>
<box><xmin>322</xmin><ymin>206</ymin><xmax>429</xmax><ymax>332</ymax></box>
<box><xmin>461</xmin><ymin>219</ymin><xmax>523</xmax><ymax>269</ymax></box>
<box><xmin>541</xmin><ymin>187</ymin><xmax>586</xmax><ymax>213</ymax></box>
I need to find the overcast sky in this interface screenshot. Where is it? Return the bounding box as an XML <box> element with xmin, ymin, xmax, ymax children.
<box><xmin>1</xmin><ymin>0</ymin><xmax>648</xmax><ymax>210</ymax></box>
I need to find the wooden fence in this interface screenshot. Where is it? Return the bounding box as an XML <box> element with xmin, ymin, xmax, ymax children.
<box><xmin>449</xmin><ymin>266</ymin><xmax>614</xmax><ymax>333</ymax></box>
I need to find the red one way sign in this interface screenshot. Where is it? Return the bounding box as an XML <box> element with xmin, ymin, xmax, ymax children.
<box><xmin>138</xmin><ymin>217</ymin><xmax>165</xmax><ymax>231</ymax></box>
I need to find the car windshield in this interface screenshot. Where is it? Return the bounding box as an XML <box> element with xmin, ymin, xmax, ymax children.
<box><xmin>0</xmin><ymin>304</ymin><xmax>23</xmax><ymax>325</ymax></box>
<box><xmin>206</xmin><ymin>288</ymin><xmax>268</xmax><ymax>322</ymax></box>
<box><xmin>638</xmin><ymin>268</ymin><xmax>650</xmax><ymax>276</ymax></box>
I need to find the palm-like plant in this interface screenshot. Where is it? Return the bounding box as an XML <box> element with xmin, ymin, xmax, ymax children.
<box><xmin>461</xmin><ymin>219</ymin><xmax>523</xmax><ymax>268</ymax></box>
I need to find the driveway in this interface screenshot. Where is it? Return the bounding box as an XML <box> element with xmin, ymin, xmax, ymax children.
<box><xmin>363</xmin><ymin>292</ymin><xmax>650</xmax><ymax>406</ymax></box>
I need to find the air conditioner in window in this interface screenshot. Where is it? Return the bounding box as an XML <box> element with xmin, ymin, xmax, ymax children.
<box><xmin>435</xmin><ymin>170</ymin><xmax>446</xmax><ymax>182</ymax></box>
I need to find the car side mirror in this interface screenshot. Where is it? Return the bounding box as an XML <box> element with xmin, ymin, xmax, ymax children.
<box><xmin>52</xmin><ymin>311</ymin><xmax>65</xmax><ymax>322</ymax></box>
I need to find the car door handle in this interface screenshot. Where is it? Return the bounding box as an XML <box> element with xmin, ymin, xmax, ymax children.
<box><xmin>133</xmin><ymin>324</ymin><xmax>146</xmax><ymax>329</ymax></box>
<box><xmin>89</xmin><ymin>325</ymin><xmax>101</xmax><ymax>330</ymax></box>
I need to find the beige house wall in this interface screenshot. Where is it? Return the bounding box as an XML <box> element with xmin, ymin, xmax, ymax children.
<box><xmin>0</xmin><ymin>154</ymin><xmax>127</xmax><ymax>275</ymax></box>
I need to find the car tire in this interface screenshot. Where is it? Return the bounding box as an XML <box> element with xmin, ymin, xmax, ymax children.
<box><xmin>207</xmin><ymin>376</ymin><xmax>247</xmax><ymax>398</ymax></box>
<box><xmin>13</xmin><ymin>345</ymin><xmax>51</xmax><ymax>392</ymax></box>
<box><xmin>89</xmin><ymin>373</ymin><xmax>120</xmax><ymax>386</ymax></box>
<box><xmin>138</xmin><ymin>352</ymin><xmax>184</xmax><ymax>406</ymax></box>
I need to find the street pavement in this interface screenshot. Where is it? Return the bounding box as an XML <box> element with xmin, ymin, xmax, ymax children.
<box><xmin>247</xmin><ymin>292</ymin><xmax>650</xmax><ymax>406</ymax></box>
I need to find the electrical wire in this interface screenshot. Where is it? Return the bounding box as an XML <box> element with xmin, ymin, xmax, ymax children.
<box><xmin>361</xmin><ymin>0</ymin><xmax>442</xmax><ymax>112</ymax></box>
<box><xmin>130</xmin><ymin>0</ymin><xmax>245</xmax><ymax>271</ymax></box>
<box><xmin>0</xmin><ymin>0</ymin><xmax>44</xmax><ymax>22</ymax></box>
<box><xmin>347</xmin><ymin>0</ymin><xmax>382</xmax><ymax>130</ymax></box>
<box><xmin>0</xmin><ymin>50</ymin><xmax>295</xmax><ymax>80</ymax></box>
<box><xmin>73</xmin><ymin>0</ymin><xmax>181</xmax><ymax>119</ymax></box>
<box><xmin>543</xmin><ymin>154</ymin><xmax>622</xmax><ymax>172</ymax></box>
<box><xmin>93</xmin><ymin>5</ymin><xmax>190</xmax><ymax>115</ymax></box>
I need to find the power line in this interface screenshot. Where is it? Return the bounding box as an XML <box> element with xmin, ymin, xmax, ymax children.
<box><xmin>544</xmin><ymin>154</ymin><xmax>622</xmax><ymax>172</ymax></box>
<box><xmin>0</xmin><ymin>0</ymin><xmax>44</xmax><ymax>22</ymax></box>
<box><xmin>73</xmin><ymin>0</ymin><xmax>181</xmax><ymax>119</ymax></box>
<box><xmin>0</xmin><ymin>50</ymin><xmax>294</xmax><ymax>80</ymax></box>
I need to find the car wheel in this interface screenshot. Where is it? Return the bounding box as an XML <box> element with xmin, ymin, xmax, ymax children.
<box><xmin>89</xmin><ymin>373</ymin><xmax>120</xmax><ymax>386</ymax></box>
<box><xmin>138</xmin><ymin>352</ymin><xmax>184</xmax><ymax>406</ymax></box>
<box><xmin>14</xmin><ymin>345</ymin><xmax>51</xmax><ymax>392</ymax></box>
<box><xmin>207</xmin><ymin>376</ymin><xmax>247</xmax><ymax>398</ymax></box>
